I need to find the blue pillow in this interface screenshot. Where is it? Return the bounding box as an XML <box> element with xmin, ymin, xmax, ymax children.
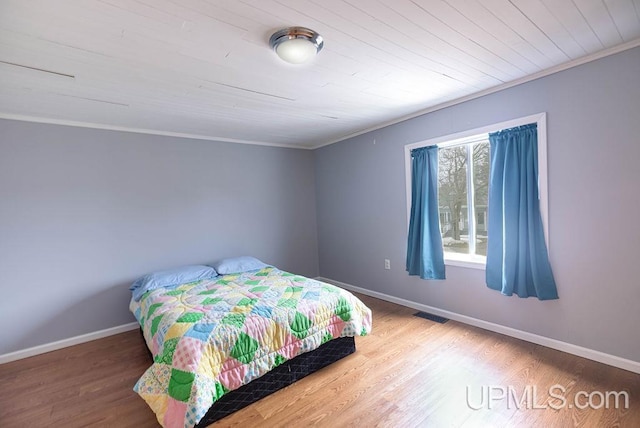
<box><xmin>130</xmin><ymin>265</ymin><xmax>217</xmax><ymax>301</ymax></box>
<box><xmin>211</xmin><ymin>256</ymin><xmax>270</xmax><ymax>274</ymax></box>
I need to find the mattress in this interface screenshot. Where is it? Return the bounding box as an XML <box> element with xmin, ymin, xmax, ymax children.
<box><xmin>130</xmin><ymin>267</ymin><xmax>372</xmax><ymax>428</ymax></box>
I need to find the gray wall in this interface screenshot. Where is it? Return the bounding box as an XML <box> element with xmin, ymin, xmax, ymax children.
<box><xmin>315</xmin><ymin>47</ymin><xmax>640</xmax><ymax>363</ymax></box>
<box><xmin>0</xmin><ymin>120</ymin><xmax>319</xmax><ymax>355</ymax></box>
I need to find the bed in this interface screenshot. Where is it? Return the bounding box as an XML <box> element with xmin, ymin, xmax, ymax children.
<box><xmin>129</xmin><ymin>260</ymin><xmax>372</xmax><ymax>428</ymax></box>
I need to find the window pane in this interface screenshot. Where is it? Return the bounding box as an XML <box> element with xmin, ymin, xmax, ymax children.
<box><xmin>438</xmin><ymin>146</ymin><xmax>468</xmax><ymax>254</ymax></box>
<box><xmin>473</xmin><ymin>141</ymin><xmax>490</xmax><ymax>256</ymax></box>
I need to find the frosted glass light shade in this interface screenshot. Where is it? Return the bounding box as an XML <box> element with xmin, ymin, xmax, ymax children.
<box><xmin>269</xmin><ymin>27</ymin><xmax>323</xmax><ymax>65</ymax></box>
<box><xmin>275</xmin><ymin>38</ymin><xmax>318</xmax><ymax>64</ymax></box>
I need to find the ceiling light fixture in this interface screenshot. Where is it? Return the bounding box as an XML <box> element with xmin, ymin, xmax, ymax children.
<box><xmin>269</xmin><ymin>27</ymin><xmax>323</xmax><ymax>65</ymax></box>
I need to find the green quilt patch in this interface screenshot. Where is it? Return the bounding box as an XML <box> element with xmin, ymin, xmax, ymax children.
<box><xmin>221</xmin><ymin>313</ymin><xmax>246</xmax><ymax>328</ymax></box>
<box><xmin>279</xmin><ymin>287</ymin><xmax>303</xmax><ymax>308</ymax></box>
<box><xmin>168</xmin><ymin>368</ymin><xmax>195</xmax><ymax>402</ymax></box>
<box><xmin>321</xmin><ymin>332</ymin><xmax>334</xmax><ymax>344</ymax></box>
<box><xmin>176</xmin><ymin>312</ymin><xmax>204</xmax><ymax>323</ymax></box>
<box><xmin>198</xmin><ymin>289</ymin><xmax>217</xmax><ymax>295</ymax></box>
<box><xmin>202</xmin><ymin>297</ymin><xmax>223</xmax><ymax>305</ymax></box>
<box><xmin>147</xmin><ymin>303</ymin><xmax>163</xmax><ymax>318</ymax></box>
<box><xmin>273</xmin><ymin>354</ymin><xmax>287</xmax><ymax>367</ymax></box>
<box><xmin>290</xmin><ymin>311</ymin><xmax>312</xmax><ymax>339</ymax></box>
<box><xmin>212</xmin><ymin>382</ymin><xmax>228</xmax><ymax>401</ymax></box>
<box><xmin>244</xmin><ymin>280</ymin><xmax>261</xmax><ymax>286</ymax></box>
<box><xmin>150</xmin><ymin>314</ymin><xmax>165</xmax><ymax>337</ymax></box>
<box><xmin>335</xmin><ymin>297</ymin><xmax>352</xmax><ymax>322</ymax></box>
<box><xmin>165</xmin><ymin>289</ymin><xmax>185</xmax><ymax>296</ymax></box>
<box><xmin>230</xmin><ymin>333</ymin><xmax>259</xmax><ymax>364</ymax></box>
<box><xmin>155</xmin><ymin>337</ymin><xmax>179</xmax><ymax>364</ymax></box>
<box><xmin>237</xmin><ymin>297</ymin><xmax>258</xmax><ymax>307</ymax></box>
<box><xmin>249</xmin><ymin>286</ymin><xmax>269</xmax><ymax>293</ymax></box>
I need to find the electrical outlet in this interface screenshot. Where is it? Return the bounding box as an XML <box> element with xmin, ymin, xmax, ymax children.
<box><xmin>384</xmin><ymin>259</ymin><xmax>391</xmax><ymax>270</ymax></box>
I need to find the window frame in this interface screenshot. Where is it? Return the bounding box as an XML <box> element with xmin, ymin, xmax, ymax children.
<box><xmin>404</xmin><ymin>112</ymin><xmax>549</xmax><ymax>270</ymax></box>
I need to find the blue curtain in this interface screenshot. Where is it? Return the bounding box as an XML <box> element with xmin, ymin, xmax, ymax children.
<box><xmin>486</xmin><ymin>124</ymin><xmax>558</xmax><ymax>300</ymax></box>
<box><xmin>406</xmin><ymin>145</ymin><xmax>445</xmax><ymax>280</ymax></box>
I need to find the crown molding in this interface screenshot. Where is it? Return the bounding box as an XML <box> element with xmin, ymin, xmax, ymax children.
<box><xmin>0</xmin><ymin>113</ymin><xmax>310</xmax><ymax>150</ymax></box>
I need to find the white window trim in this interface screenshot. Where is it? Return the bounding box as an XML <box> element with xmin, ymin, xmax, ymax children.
<box><xmin>404</xmin><ymin>112</ymin><xmax>549</xmax><ymax>270</ymax></box>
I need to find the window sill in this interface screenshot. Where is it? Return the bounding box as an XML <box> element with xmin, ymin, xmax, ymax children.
<box><xmin>444</xmin><ymin>253</ymin><xmax>486</xmax><ymax>270</ymax></box>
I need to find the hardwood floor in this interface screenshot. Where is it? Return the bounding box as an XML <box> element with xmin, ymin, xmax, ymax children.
<box><xmin>1</xmin><ymin>294</ymin><xmax>639</xmax><ymax>427</ymax></box>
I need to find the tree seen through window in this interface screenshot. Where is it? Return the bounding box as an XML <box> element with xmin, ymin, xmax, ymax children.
<box><xmin>437</xmin><ymin>140</ymin><xmax>490</xmax><ymax>257</ymax></box>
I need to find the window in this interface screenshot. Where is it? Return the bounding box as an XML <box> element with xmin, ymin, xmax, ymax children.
<box><xmin>437</xmin><ymin>138</ymin><xmax>489</xmax><ymax>264</ymax></box>
<box><xmin>404</xmin><ymin>113</ymin><xmax>549</xmax><ymax>270</ymax></box>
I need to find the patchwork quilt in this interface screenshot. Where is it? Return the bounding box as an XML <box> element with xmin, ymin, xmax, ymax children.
<box><xmin>130</xmin><ymin>267</ymin><xmax>372</xmax><ymax>428</ymax></box>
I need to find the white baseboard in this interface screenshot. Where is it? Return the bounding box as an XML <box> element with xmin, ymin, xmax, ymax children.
<box><xmin>318</xmin><ymin>277</ymin><xmax>640</xmax><ymax>375</ymax></box>
<box><xmin>0</xmin><ymin>322</ymin><xmax>139</xmax><ymax>364</ymax></box>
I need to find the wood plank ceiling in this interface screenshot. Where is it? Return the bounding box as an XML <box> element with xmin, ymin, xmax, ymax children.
<box><xmin>1</xmin><ymin>0</ymin><xmax>639</xmax><ymax>148</ymax></box>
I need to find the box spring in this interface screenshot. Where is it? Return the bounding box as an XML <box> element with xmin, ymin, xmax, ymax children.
<box><xmin>195</xmin><ymin>336</ymin><xmax>356</xmax><ymax>426</ymax></box>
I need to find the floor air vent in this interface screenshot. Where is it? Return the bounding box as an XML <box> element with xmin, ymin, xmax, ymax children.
<box><xmin>414</xmin><ymin>311</ymin><xmax>449</xmax><ymax>324</ymax></box>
